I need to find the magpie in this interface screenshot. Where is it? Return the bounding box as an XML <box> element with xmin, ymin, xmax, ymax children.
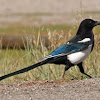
<box><xmin>0</xmin><ymin>19</ymin><xmax>100</xmax><ymax>81</ymax></box>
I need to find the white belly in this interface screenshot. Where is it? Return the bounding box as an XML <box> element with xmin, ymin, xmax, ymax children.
<box><xmin>67</xmin><ymin>45</ymin><xmax>92</xmax><ymax>65</ymax></box>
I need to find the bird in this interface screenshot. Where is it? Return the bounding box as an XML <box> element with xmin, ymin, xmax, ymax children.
<box><xmin>0</xmin><ymin>19</ymin><xmax>100</xmax><ymax>81</ymax></box>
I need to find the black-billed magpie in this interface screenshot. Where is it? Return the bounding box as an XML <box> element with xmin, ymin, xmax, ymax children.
<box><xmin>0</xmin><ymin>19</ymin><xmax>100</xmax><ymax>81</ymax></box>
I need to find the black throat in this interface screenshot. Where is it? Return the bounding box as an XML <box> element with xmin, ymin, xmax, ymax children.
<box><xmin>76</xmin><ymin>25</ymin><xmax>93</xmax><ymax>39</ymax></box>
<box><xmin>70</xmin><ymin>25</ymin><xmax>94</xmax><ymax>43</ymax></box>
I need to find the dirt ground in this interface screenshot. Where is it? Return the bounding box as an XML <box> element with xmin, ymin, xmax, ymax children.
<box><xmin>0</xmin><ymin>78</ymin><xmax>100</xmax><ymax>100</ymax></box>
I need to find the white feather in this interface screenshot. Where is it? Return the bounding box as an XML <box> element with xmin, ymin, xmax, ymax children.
<box><xmin>67</xmin><ymin>44</ymin><xmax>92</xmax><ymax>64</ymax></box>
<box><xmin>78</xmin><ymin>38</ymin><xmax>91</xmax><ymax>43</ymax></box>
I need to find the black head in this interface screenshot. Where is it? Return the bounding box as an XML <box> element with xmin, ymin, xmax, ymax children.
<box><xmin>77</xmin><ymin>19</ymin><xmax>100</xmax><ymax>36</ymax></box>
<box><xmin>79</xmin><ymin>19</ymin><xmax>100</xmax><ymax>30</ymax></box>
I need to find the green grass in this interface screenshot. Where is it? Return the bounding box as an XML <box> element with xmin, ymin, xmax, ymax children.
<box><xmin>0</xmin><ymin>43</ymin><xmax>100</xmax><ymax>83</ymax></box>
<box><xmin>0</xmin><ymin>24</ymin><xmax>100</xmax><ymax>35</ymax></box>
<box><xmin>0</xmin><ymin>24</ymin><xmax>76</xmax><ymax>35</ymax></box>
<box><xmin>85</xmin><ymin>11</ymin><xmax>100</xmax><ymax>15</ymax></box>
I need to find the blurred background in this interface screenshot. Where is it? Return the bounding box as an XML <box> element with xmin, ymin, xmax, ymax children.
<box><xmin>0</xmin><ymin>0</ymin><xmax>100</xmax><ymax>83</ymax></box>
<box><xmin>0</xmin><ymin>0</ymin><xmax>100</xmax><ymax>48</ymax></box>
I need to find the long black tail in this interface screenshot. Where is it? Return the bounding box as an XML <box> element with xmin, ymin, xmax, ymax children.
<box><xmin>0</xmin><ymin>59</ymin><xmax>49</xmax><ymax>81</ymax></box>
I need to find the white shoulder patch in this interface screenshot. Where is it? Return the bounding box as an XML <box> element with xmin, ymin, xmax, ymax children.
<box><xmin>78</xmin><ymin>38</ymin><xmax>91</xmax><ymax>43</ymax></box>
<box><xmin>67</xmin><ymin>42</ymin><xmax>69</xmax><ymax>44</ymax></box>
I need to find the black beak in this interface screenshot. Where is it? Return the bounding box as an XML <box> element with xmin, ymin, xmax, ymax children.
<box><xmin>95</xmin><ymin>21</ymin><xmax>100</xmax><ymax>26</ymax></box>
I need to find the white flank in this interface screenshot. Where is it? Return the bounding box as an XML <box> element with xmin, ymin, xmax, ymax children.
<box><xmin>67</xmin><ymin>45</ymin><xmax>92</xmax><ymax>65</ymax></box>
<box><xmin>78</xmin><ymin>38</ymin><xmax>91</xmax><ymax>43</ymax></box>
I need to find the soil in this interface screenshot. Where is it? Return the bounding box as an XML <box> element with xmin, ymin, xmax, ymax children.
<box><xmin>0</xmin><ymin>78</ymin><xmax>100</xmax><ymax>100</ymax></box>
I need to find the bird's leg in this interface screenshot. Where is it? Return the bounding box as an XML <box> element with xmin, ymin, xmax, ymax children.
<box><xmin>77</xmin><ymin>62</ymin><xmax>92</xmax><ymax>78</ymax></box>
<box><xmin>61</xmin><ymin>65</ymin><xmax>70</xmax><ymax>79</ymax></box>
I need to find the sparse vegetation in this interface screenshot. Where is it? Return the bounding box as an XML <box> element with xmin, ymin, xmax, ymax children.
<box><xmin>0</xmin><ymin>24</ymin><xmax>76</xmax><ymax>35</ymax></box>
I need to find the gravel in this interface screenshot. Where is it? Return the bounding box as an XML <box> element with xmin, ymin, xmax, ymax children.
<box><xmin>0</xmin><ymin>78</ymin><xmax>100</xmax><ymax>100</ymax></box>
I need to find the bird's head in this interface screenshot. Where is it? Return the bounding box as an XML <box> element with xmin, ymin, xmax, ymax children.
<box><xmin>77</xmin><ymin>19</ymin><xmax>100</xmax><ymax>36</ymax></box>
<box><xmin>80</xmin><ymin>19</ymin><xmax>100</xmax><ymax>30</ymax></box>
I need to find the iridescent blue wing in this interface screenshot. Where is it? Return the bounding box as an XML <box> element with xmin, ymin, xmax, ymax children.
<box><xmin>44</xmin><ymin>42</ymin><xmax>90</xmax><ymax>59</ymax></box>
